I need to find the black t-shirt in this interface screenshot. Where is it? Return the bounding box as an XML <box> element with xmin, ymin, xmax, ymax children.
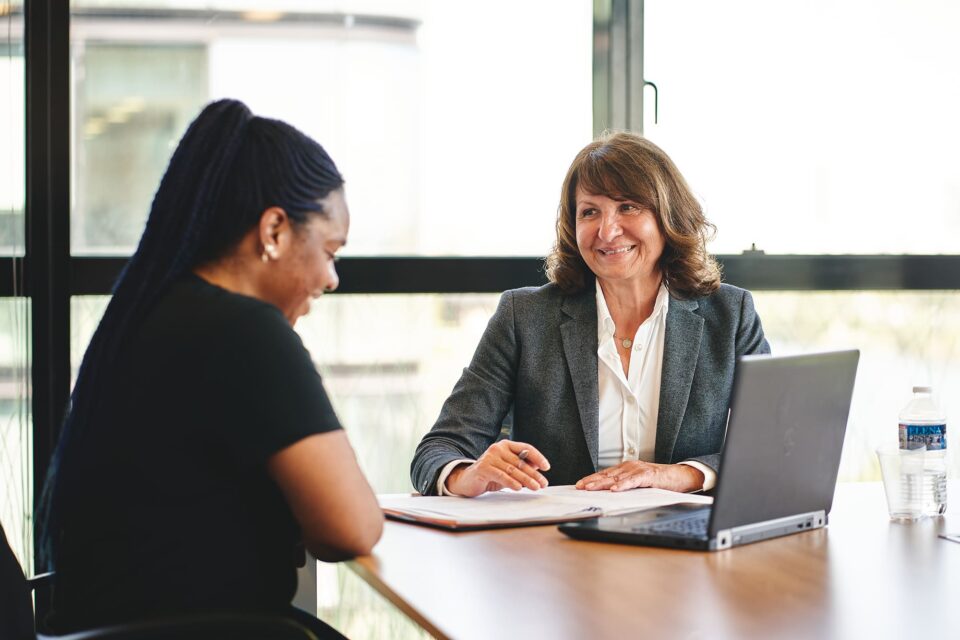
<box><xmin>50</xmin><ymin>275</ymin><xmax>342</xmax><ymax>632</ymax></box>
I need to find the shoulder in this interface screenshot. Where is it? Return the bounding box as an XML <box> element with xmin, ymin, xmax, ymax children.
<box><xmin>688</xmin><ymin>283</ymin><xmax>753</xmax><ymax>311</ymax></box>
<box><xmin>692</xmin><ymin>284</ymin><xmax>769</xmax><ymax>355</ymax></box>
<box><xmin>501</xmin><ymin>282</ymin><xmax>567</xmax><ymax>307</ymax></box>
<box><xmin>497</xmin><ymin>282</ymin><xmax>586</xmax><ymax>322</ymax></box>
<box><xmin>672</xmin><ymin>283</ymin><xmax>754</xmax><ymax>328</ymax></box>
<box><xmin>173</xmin><ymin>275</ymin><xmax>288</xmax><ymax>330</ymax></box>
<box><xmin>681</xmin><ymin>283</ymin><xmax>764</xmax><ymax>341</ymax></box>
<box><xmin>151</xmin><ymin>276</ymin><xmax>299</xmax><ymax>356</ymax></box>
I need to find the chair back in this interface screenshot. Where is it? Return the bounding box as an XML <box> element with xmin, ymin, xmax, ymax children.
<box><xmin>0</xmin><ymin>521</ymin><xmax>36</xmax><ymax>640</ymax></box>
<box><xmin>58</xmin><ymin>615</ymin><xmax>322</xmax><ymax>639</ymax></box>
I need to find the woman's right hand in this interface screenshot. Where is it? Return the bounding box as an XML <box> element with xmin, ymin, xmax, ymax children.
<box><xmin>445</xmin><ymin>440</ymin><xmax>551</xmax><ymax>498</ymax></box>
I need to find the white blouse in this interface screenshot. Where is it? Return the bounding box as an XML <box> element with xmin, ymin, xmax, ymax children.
<box><xmin>595</xmin><ymin>280</ymin><xmax>715</xmax><ymax>490</ymax></box>
<box><xmin>595</xmin><ymin>280</ymin><xmax>668</xmax><ymax>468</ymax></box>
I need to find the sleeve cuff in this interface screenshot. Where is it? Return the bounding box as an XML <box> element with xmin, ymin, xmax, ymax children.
<box><xmin>678</xmin><ymin>460</ymin><xmax>717</xmax><ymax>492</ymax></box>
<box><xmin>437</xmin><ymin>459</ymin><xmax>475</xmax><ymax>496</ymax></box>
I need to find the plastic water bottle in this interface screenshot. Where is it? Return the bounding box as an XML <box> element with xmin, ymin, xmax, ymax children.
<box><xmin>898</xmin><ymin>386</ymin><xmax>947</xmax><ymax>516</ymax></box>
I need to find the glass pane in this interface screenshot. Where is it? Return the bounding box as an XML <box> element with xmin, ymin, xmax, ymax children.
<box><xmin>0</xmin><ymin>298</ymin><xmax>32</xmax><ymax>572</ymax></box>
<box><xmin>72</xmin><ymin>44</ymin><xmax>207</xmax><ymax>253</ymax></box>
<box><xmin>0</xmin><ymin>4</ymin><xmax>24</xmax><ymax>254</ymax></box>
<box><xmin>0</xmin><ymin>1</ymin><xmax>29</xmax><ymax>573</ymax></box>
<box><xmin>296</xmin><ymin>293</ymin><xmax>501</xmax><ymax>493</ymax></box>
<box><xmin>645</xmin><ymin>1</ymin><xmax>960</xmax><ymax>254</ymax></box>
<box><xmin>319</xmin><ymin>564</ymin><xmax>431</xmax><ymax>640</ymax></box>
<box><xmin>71</xmin><ymin>296</ymin><xmax>108</xmax><ymax>385</ymax></box>
<box><xmin>753</xmin><ymin>290</ymin><xmax>960</xmax><ymax>483</ymax></box>
<box><xmin>70</xmin><ymin>1</ymin><xmax>592</xmax><ymax>256</ymax></box>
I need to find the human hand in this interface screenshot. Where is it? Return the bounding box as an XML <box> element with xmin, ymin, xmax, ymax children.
<box><xmin>575</xmin><ymin>461</ymin><xmax>705</xmax><ymax>493</ymax></box>
<box><xmin>445</xmin><ymin>440</ymin><xmax>551</xmax><ymax>498</ymax></box>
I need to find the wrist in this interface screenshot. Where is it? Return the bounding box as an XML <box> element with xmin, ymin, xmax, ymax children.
<box><xmin>446</xmin><ymin>463</ymin><xmax>468</xmax><ymax>491</ymax></box>
<box><xmin>684</xmin><ymin>465</ymin><xmax>705</xmax><ymax>491</ymax></box>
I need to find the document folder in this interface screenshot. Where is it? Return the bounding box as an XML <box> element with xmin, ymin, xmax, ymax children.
<box><xmin>379</xmin><ymin>485</ymin><xmax>712</xmax><ymax>531</ymax></box>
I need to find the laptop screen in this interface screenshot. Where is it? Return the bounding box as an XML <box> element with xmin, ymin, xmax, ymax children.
<box><xmin>708</xmin><ymin>350</ymin><xmax>860</xmax><ymax>535</ymax></box>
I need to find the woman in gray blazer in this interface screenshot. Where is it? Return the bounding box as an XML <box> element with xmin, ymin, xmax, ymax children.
<box><xmin>411</xmin><ymin>132</ymin><xmax>769</xmax><ymax>498</ymax></box>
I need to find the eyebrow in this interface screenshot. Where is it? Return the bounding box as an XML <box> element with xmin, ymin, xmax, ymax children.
<box><xmin>578</xmin><ymin>194</ymin><xmax>640</xmax><ymax>206</ymax></box>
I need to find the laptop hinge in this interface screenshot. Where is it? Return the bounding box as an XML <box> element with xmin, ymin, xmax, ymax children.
<box><xmin>713</xmin><ymin>510</ymin><xmax>826</xmax><ymax>550</ymax></box>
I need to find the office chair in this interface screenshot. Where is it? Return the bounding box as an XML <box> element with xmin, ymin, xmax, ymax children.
<box><xmin>1</xmin><ymin>523</ymin><xmax>319</xmax><ymax>640</ymax></box>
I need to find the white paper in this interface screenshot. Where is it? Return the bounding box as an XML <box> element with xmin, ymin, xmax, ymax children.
<box><xmin>378</xmin><ymin>485</ymin><xmax>713</xmax><ymax>526</ymax></box>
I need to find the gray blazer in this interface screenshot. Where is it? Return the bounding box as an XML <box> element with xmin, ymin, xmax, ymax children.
<box><xmin>410</xmin><ymin>282</ymin><xmax>770</xmax><ymax>495</ymax></box>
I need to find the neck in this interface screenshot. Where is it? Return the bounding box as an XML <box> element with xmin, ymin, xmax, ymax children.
<box><xmin>598</xmin><ymin>271</ymin><xmax>663</xmax><ymax>333</ymax></box>
<box><xmin>192</xmin><ymin>237</ymin><xmax>266</xmax><ymax>301</ymax></box>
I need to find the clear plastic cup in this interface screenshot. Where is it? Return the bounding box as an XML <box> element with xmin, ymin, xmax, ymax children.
<box><xmin>876</xmin><ymin>444</ymin><xmax>928</xmax><ymax>522</ymax></box>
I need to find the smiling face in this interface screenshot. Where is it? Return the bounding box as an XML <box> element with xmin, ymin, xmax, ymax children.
<box><xmin>574</xmin><ymin>186</ymin><xmax>665</xmax><ymax>288</ymax></box>
<box><xmin>267</xmin><ymin>189</ymin><xmax>350</xmax><ymax>324</ymax></box>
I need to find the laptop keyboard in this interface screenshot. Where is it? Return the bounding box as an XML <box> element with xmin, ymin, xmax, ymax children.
<box><xmin>638</xmin><ymin>513</ymin><xmax>709</xmax><ymax>537</ymax></box>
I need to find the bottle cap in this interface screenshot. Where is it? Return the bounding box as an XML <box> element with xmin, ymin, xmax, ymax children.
<box><xmin>913</xmin><ymin>385</ymin><xmax>933</xmax><ymax>394</ymax></box>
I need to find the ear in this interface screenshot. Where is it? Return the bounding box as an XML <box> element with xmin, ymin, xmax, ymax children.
<box><xmin>258</xmin><ymin>206</ymin><xmax>292</xmax><ymax>261</ymax></box>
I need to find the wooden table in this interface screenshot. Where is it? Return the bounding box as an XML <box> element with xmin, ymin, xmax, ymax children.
<box><xmin>349</xmin><ymin>482</ymin><xmax>960</xmax><ymax>639</ymax></box>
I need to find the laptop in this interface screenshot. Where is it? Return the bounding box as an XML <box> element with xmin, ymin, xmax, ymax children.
<box><xmin>559</xmin><ymin>349</ymin><xmax>860</xmax><ymax>551</ymax></box>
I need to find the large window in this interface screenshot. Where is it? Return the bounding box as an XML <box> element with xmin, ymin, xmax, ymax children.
<box><xmin>17</xmin><ymin>2</ymin><xmax>960</xmax><ymax>637</ymax></box>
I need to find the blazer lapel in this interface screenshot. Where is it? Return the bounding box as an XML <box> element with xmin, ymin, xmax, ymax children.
<box><xmin>560</xmin><ymin>290</ymin><xmax>600</xmax><ymax>472</ymax></box>
<box><xmin>656</xmin><ymin>296</ymin><xmax>704</xmax><ymax>463</ymax></box>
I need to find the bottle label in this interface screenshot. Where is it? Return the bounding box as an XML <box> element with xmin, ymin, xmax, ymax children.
<box><xmin>899</xmin><ymin>423</ymin><xmax>947</xmax><ymax>450</ymax></box>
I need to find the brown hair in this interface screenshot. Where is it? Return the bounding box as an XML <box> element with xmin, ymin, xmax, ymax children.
<box><xmin>544</xmin><ymin>131</ymin><xmax>721</xmax><ymax>298</ymax></box>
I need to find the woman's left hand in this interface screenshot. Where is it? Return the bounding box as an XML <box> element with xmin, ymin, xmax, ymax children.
<box><xmin>575</xmin><ymin>461</ymin><xmax>705</xmax><ymax>493</ymax></box>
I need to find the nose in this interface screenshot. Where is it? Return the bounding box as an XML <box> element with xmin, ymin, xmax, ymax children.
<box><xmin>598</xmin><ymin>210</ymin><xmax>622</xmax><ymax>243</ymax></box>
<box><xmin>325</xmin><ymin>261</ymin><xmax>340</xmax><ymax>293</ymax></box>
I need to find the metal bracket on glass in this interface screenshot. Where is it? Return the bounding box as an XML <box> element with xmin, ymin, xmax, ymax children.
<box><xmin>643</xmin><ymin>80</ymin><xmax>658</xmax><ymax>124</ymax></box>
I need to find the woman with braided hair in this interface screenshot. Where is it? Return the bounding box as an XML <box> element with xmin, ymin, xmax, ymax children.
<box><xmin>39</xmin><ymin>99</ymin><xmax>381</xmax><ymax>638</ymax></box>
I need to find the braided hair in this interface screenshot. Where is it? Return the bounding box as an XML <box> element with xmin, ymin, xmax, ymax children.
<box><xmin>38</xmin><ymin>99</ymin><xmax>344</xmax><ymax>568</ymax></box>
